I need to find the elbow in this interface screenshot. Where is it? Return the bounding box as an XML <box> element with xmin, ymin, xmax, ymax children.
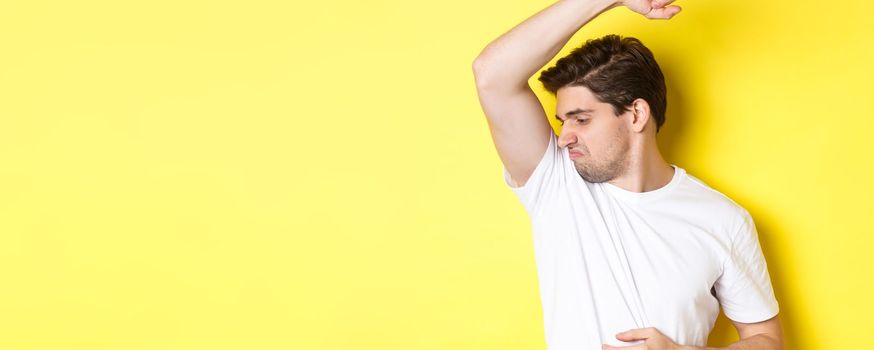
<box><xmin>472</xmin><ymin>44</ymin><xmax>502</xmax><ymax>89</ymax></box>
<box><xmin>471</xmin><ymin>57</ymin><xmax>491</xmax><ymax>90</ymax></box>
<box><xmin>472</xmin><ymin>53</ymin><xmax>526</xmax><ymax>92</ymax></box>
<box><xmin>473</xmin><ymin>56</ymin><xmax>507</xmax><ymax>91</ymax></box>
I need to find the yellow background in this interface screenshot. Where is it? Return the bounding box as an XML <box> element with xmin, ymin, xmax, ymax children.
<box><xmin>1</xmin><ymin>0</ymin><xmax>871</xmax><ymax>349</ymax></box>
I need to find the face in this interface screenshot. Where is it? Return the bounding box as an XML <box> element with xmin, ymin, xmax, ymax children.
<box><xmin>555</xmin><ymin>85</ymin><xmax>631</xmax><ymax>183</ymax></box>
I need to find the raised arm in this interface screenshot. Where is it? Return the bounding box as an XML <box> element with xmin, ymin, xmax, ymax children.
<box><xmin>471</xmin><ymin>0</ymin><xmax>681</xmax><ymax>187</ymax></box>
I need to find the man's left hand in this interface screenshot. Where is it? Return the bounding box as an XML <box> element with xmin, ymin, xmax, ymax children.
<box><xmin>602</xmin><ymin>327</ymin><xmax>687</xmax><ymax>350</ymax></box>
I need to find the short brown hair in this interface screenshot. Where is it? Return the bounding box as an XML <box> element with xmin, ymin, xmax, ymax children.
<box><xmin>538</xmin><ymin>34</ymin><xmax>667</xmax><ymax>133</ymax></box>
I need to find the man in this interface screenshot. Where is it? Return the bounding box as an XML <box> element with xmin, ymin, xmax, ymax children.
<box><xmin>471</xmin><ymin>1</ymin><xmax>784</xmax><ymax>349</ymax></box>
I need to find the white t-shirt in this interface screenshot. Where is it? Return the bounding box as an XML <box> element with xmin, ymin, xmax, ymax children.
<box><xmin>502</xmin><ymin>131</ymin><xmax>779</xmax><ymax>349</ymax></box>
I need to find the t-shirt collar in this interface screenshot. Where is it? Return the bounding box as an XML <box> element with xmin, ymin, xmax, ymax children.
<box><xmin>601</xmin><ymin>164</ymin><xmax>684</xmax><ymax>204</ymax></box>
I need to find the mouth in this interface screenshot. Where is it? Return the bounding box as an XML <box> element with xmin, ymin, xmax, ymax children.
<box><xmin>569</xmin><ymin>150</ymin><xmax>583</xmax><ymax>159</ymax></box>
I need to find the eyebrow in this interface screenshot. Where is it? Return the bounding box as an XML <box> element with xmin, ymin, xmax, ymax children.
<box><xmin>554</xmin><ymin>108</ymin><xmax>595</xmax><ymax>122</ymax></box>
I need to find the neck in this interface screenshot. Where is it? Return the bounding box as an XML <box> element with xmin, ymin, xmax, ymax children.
<box><xmin>607</xmin><ymin>141</ymin><xmax>674</xmax><ymax>193</ymax></box>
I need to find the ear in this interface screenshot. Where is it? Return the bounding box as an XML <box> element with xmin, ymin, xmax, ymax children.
<box><xmin>628</xmin><ymin>98</ymin><xmax>651</xmax><ymax>134</ymax></box>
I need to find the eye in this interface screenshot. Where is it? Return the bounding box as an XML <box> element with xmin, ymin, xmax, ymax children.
<box><xmin>576</xmin><ymin>118</ymin><xmax>589</xmax><ymax>124</ymax></box>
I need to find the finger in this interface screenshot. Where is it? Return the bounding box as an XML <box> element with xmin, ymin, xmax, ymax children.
<box><xmin>645</xmin><ymin>5</ymin><xmax>681</xmax><ymax>19</ymax></box>
<box><xmin>603</xmin><ymin>344</ymin><xmax>646</xmax><ymax>350</ymax></box>
<box><xmin>650</xmin><ymin>0</ymin><xmax>677</xmax><ymax>8</ymax></box>
<box><xmin>616</xmin><ymin>331</ymin><xmax>646</xmax><ymax>342</ymax></box>
<box><xmin>615</xmin><ymin>328</ymin><xmax>652</xmax><ymax>341</ymax></box>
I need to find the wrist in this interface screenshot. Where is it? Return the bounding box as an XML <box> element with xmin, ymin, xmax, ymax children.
<box><xmin>569</xmin><ymin>0</ymin><xmax>620</xmax><ymax>11</ymax></box>
<box><xmin>601</xmin><ymin>0</ymin><xmax>622</xmax><ymax>9</ymax></box>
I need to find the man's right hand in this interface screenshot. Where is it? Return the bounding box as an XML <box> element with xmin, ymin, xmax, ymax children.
<box><xmin>620</xmin><ymin>0</ymin><xmax>683</xmax><ymax>20</ymax></box>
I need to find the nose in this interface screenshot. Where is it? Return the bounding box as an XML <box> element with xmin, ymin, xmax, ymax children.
<box><xmin>557</xmin><ymin>130</ymin><xmax>576</xmax><ymax>149</ymax></box>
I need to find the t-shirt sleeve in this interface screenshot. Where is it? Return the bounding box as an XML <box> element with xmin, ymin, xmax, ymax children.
<box><xmin>502</xmin><ymin>130</ymin><xmax>564</xmax><ymax>215</ymax></box>
<box><xmin>713</xmin><ymin>210</ymin><xmax>780</xmax><ymax>323</ymax></box>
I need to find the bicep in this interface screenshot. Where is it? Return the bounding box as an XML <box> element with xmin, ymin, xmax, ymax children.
<box><xmin>732</xmin><ymin>313</ymin><xmax>783</xmax><ymax>348</ymax></box>
<box><xmin>474</xmin><ymin>83</ymin><xmax>553</xmax><ymax>188</ymax></box>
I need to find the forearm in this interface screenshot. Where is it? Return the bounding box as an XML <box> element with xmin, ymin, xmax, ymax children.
<box><xmin>473</xmin><ymin>0</ymin><xmax>619</xmax><ymax>90</ymax></box>
<box><xmin>684</xmin><ymin>334</ymin><xmax>782</xmax><ymax>350</ymax></box>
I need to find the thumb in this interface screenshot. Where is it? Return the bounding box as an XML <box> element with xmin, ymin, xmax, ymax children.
<box><xmin>616</xmin><ymin>328</ymin><xmax>647</xmax><ymax>341</ymax></box>
<box><xmin>646</xmin><ymin>5</ymin><xmax>682</xmax><ymax>19</ymax></box>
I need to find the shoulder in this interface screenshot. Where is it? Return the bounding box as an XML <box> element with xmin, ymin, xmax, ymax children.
<box><xmin>677</xmin><ymin>171</ymin><xmax>751</xmax><ymax>232</ymax></box>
